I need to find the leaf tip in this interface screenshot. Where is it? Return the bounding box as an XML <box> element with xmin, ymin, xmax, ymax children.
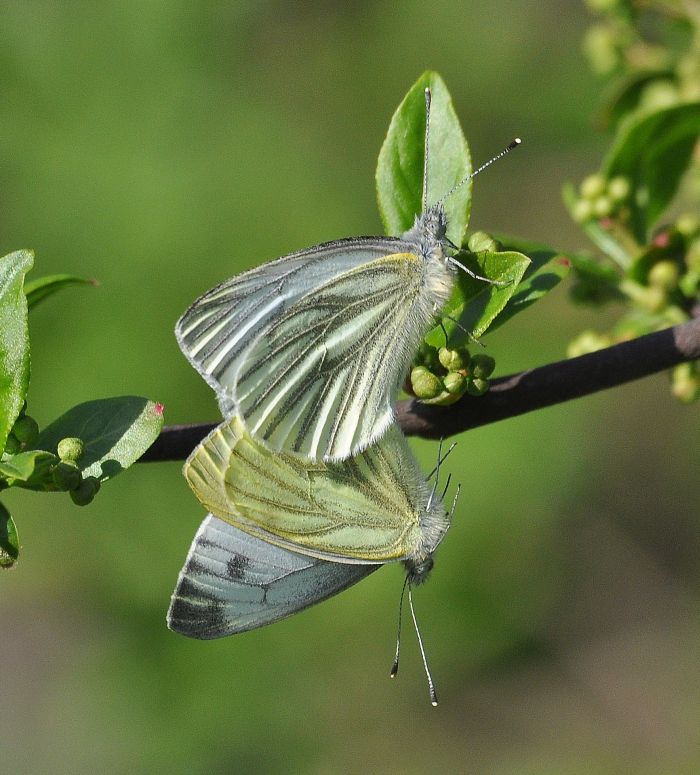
<box><xmin>153</xmin><ymin>402</ymin><xmax>165</xmax><ymax>416</ymax></box>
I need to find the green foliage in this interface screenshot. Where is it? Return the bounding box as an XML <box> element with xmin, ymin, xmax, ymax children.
<box><xmin>24</xmin><ymin>273</ymin><xmax>96</xmax><ymax>309</ymax></box>
<box><xmin>376</xmin><ymin>71</ymin><xmax>471</xmax><ymax>246</ymax></box>
<box><xmin>0</xmin><ymin>502</ymin><xmax>19</xmax><ymax>568</ymax></box>
<box><xmin>0</xmin><ymin>250</ymin><xmax>33</xmax><ymax>453</ymax></box>
<box><xmin>32</xmin><ymin>397</ymin><xmax>164</xmax><ymax>482</ymax></box>
<box><xmin>378</xmin><ymin>76</ymin><xmax>565</xmax><ymax>400</ymax></box>
<box><xmin>602</xmin><ymin>102</ymin><xmax>700</xmax><ymax>242</ymax></box>
<box><xmin>0</xmin><ymin>250</ymin><xmax>164</xmax><ymax>567</ymax></box>
<box><xmin>563</xmin><ymin>0</ymin><xmax>700</xmax><ymax>402</ymax></box>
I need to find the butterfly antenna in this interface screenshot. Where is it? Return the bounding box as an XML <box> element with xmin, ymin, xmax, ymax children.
<box><xmin>409</xmin><ymin>585</ymin><xmax>438</xmax><ymax>706</ymax></box>
<box><xmin>443</xmin><ymin>314</ymin><xmax>485</xmax><ymax>348</ymax></box>
<box><xmin>449</xmin><ymin>483</ymin><xmax>462</xmax><ymax>520</ymax></box>
<box><xmin>426</xmin><ymin>436</ymin><xmax>444</xmax><ymax>511</ymax></box>
<box><xmin>437</xmin><ymin>137</ymin><xmax>521</xmax><ymax>207</ymax></box>
<box><xmin>440</xmin><ymin>473</ymin><xmax>453</xmax><ymax>502</ymax></box>
<box><xmin>390</xmin><ymin>575</ymin><xmax>409</xmax><ymax>679</ymax></box>
<box><xmin>423</xmin><ymin>88</ymin><xmax>432</xmax><ymax>212</ymax></box>
<box><xmin>426</xmin><ymin>441</ymin><xmax>457</xmax><ymax>481</ymax></box>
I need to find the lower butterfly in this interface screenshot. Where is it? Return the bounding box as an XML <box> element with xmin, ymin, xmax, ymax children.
<box><xmin>167</xmin><ymin>415</ymin><xmax>459</xmax><ymax>703</ymax></box>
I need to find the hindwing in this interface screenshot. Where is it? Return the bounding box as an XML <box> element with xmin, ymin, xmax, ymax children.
<box><xmin>184</xmin><ymin>415</ymin><xmax>436</xmax><ymax>563</ymax></box>
<box><xmin>167</xmin><ymin>514</ymin><xmax>376</xmax><ymax>638</ymax></box>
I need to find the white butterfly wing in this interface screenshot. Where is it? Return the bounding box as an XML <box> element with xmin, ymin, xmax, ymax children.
<box><xmin>235</xmin><ymin>250</ymin><xmax>451</xmax><ymax>460</ymax></box>
<box><xmin>167</xmin><ymin>514</ymin><xmax>377</xmax><ymax>638</ymax></box>
<box><xmin>175</xmin><ymin>237</ymin><xmax>409</xmax><ymax>414</ymax></box>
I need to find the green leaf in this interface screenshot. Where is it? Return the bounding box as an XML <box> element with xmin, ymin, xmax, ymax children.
<box><xmin>0</xmin><ymin>501</ymin><xmax>19</xmax><ymax>568</ymax></box>
<box><xmin>595</xmin><ymin>70</ymin><xmax>673</xmax><ymax>131</ymax></box>
<box><xmin>602</xmin><ymin>102</ymin><xmax>700</xmax><ymax>242</ymax></box>
<box><xmin>488</xmin><ymin>249</ymin><xmax>571</xmax><ymax>332</ymax></box>
<box><xmin>376</xmin><ymin>71</ymin><xmax>471</xmax><ymax>245</ymax></box>
<box><xmin>24</xmin><ymin>274</ymin><xmax>97</xmax><ymax>309</ymax></box>
<box><xmin>0</xmin><ymin>250</ymin><xmax>34</xmax><ymax>452</ymax></box>
<box><xmin>0</xmin><ymin>450</ymin><xmax>59</xmax><ymax>490</ymax></box>
<box><xmin>568</xmin><ymin>252</ymin><xmax>624</xmax><ymax>306</ymax></box>
<box><xmin>424</xmin><ymin>250</ymin><xmax>530</xmax><ymax>347</ymax></box>
<box><xmin>31</xmin><ymin>397</ymin><xmax>164</xmax><ymax>482</ymax></box>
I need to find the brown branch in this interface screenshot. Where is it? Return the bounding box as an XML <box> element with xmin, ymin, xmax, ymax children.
<box><xmin>140</xmin><ymin>316</ymin><xmax>700</xmax><ymax>462</ymax></box>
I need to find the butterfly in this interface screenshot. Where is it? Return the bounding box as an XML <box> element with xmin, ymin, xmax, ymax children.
<box><xmin>167</xmin><ymin>415</ymin><xmax>458</xmax><ymax>703</ymax></box>
<box><xmin>175</xmin><ymin>87</ymin><xmax>482</xmax><ymax>463</ymax></box>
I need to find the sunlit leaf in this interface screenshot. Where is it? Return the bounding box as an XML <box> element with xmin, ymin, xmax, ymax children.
<box><xmin>32</xmin><ymin>397</ymin><xmax>164</xmax><ymax>482</ymax></box>
<box><xmin>376</xmin><ymin>71</ymin><xmax>471</xmax><ymax>245</ymax></box>
<box><xmin>0</xmin><ymin>250</ymin><xmax>34</xmax><ymax>452</ymax></box>
<box><xmin>602</xmin><ymin>101</ymin><xmax>700</xmax><ymax>241</ymax></box>
<box><xmin>424</xmin><ymin>250</ymin><xmax>530</xmax><ymax>347</ymax></box>
<box><xmin>488</xmin><ymin>249</ymin><xmax>571</xmax><ymax>332</ymax></box>
<box><xmin>595</xmin><ymin>70</ymin><xmax>673</xmax><ymax>131</ymax></box>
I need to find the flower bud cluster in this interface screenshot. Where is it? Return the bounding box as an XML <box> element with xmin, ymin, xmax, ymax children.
<box><xmin>571</xmin><ymin>174</ymin><xmax>630</xmax><ymax>224</ymax></box>
<box><xmin>582</xmin><ymin>0</ymin><xmax>700</xmax><ymax>103</ymax></box>
<box><xmin>47</xmin><ymin>435</ymin><xmax>100</xmax><ymax>506</ymax></box>
<box><xmin>409</xmin><ymin>343</ymin><xmax>496</xmax><ymax>405</ymax></box>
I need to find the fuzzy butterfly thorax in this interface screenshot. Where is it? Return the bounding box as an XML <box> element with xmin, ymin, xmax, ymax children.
<box><xmin>402</xmin><ymin>203</ymin><xmax>455</xmax><ymax>312</ymax></box>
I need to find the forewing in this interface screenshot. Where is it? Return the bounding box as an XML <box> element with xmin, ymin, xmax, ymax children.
<box><xmin>185</xmin><ymin>416</ymin><xmax>427</xmax><ymax>563</ymax></box>
<box><xmin>167</xmin><ymin>514</ymin><xmax>376</xmax><ymax>638</ymax></box>
<box><xmin>175</xmin><ymin>237</ymin><xmax>407</xmax><ymax>410</ymax></box>
<box><xmin>234</xmin><ymin>252</ymin><xmax>426</xmax><ymax>461</ymax></box>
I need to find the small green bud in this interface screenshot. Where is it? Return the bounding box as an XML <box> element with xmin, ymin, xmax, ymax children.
<box><xmin>676</xmin><ymin>213</ymin><xmax>699</xmax><ymax>238</ymax></box>
<box><xmin>637</xmin><ymin>285</ymin><xmax>666</xmax><ymax>314</ymax></box>
<box><xmin>671</xmin><ymin>363</ymin><xmax>700</xmax><ymax>404</ymax></box>
<box><xmin>567</xmin><ymin>330</ymin><xmax>611</xmax><ymax>358</ymax></box>
<box><xmin>410</xmin><ymin>366</ymin><xmax>443</xmax><ymax>400</ymax></box>
<box><xmin>443</xmin><ymin>371</ymin><xmax>467</xmax><ymax>395</ymax></box>
<box><xmin>607</xmin><ymin>176</ymin><xmax>630</xmax><ymax>203</ymax></box>
<box><xmin>70</xmin><ymin>476</ymin><xmax>101</xmax><ymax>506</ymax></box>
<box><xmin>469</xmin><ymin>354</ymin><xmax>496</xmax><ymax>379</ymax></box>
<box><xmin>52</xmin><ymin>460</ymin><xmax>82</xmax><ymax>491</ymax></box>
<box><xmin>467</xmin><ymin>231</ymin><xmax>500</xmax><ymax>253</ymax></box>
<box><xmin>639</xmin><ymin>80</ymin><xmax>679</xmax><ymax>111</ymax></box>
<box><xmin>648</xmin><ymin>261</ymin><xmax>679</xmax><ymax>292</ymax></box>
<box><xmin>583</xmin><ymin>25</ymin><xmax>619</xmax><ymax>75</ymax></box>
<box><xmin>579</xmin><ymin>173</ymin><xmax>606</xmax><ymax>200</ymax></box>
<box><xmin>11</xmin><ymin>415</ymin><xmax>39</xmax><ymax>445</ymax></box>
<box><xmin>438</xmin><ymin>346</ymin><xmax>469</xmax><ymax>372</ymax></box>
<box><xmin>466</xmin><ymin>378</ymin><xmax>489</xmax><ymax>396</ymax></box>
<box><xmin>592</xmin><ymin>195</ymin><xmax>613</xmax><ymax>219</ymax></box>
<box><xmin>57</xmin><ymin>437</ymin><xmax>85</xmax><ymax>462</ymax></box>
<box><xmin>3</xmin><ymin>433</ymin><xmax>21</xmax><ymax>455</ymax></box>
<box><xmin>415</xmin><ymin>343</ymin><xmax>441</xmax><ymax>372</ymax></box>
<box><xmin>572</xmin><ymin>199</ymin><xmax>594</xmax><ymax>223</ymax></box>
<box><xmin>679</xmin><ymin>270</ymin><xmax>700</xmax><ymax>298</ymax></box>
<box><xmin>686</xmin><ymin>239</ymin><xmax>700</xmax><ymax>273</ymax></box>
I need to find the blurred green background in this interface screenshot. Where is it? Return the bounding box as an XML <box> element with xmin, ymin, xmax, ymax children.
<box><xmin>2</xmin><ymin>2</ymin><xmax>699</xmax><ymax>773</ymax></box>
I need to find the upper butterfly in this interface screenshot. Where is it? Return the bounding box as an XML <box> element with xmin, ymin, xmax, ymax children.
<box><xmin>176</xmin><ymin>82</ymin><xmax>512</xmax><ymax>462</ymax></box>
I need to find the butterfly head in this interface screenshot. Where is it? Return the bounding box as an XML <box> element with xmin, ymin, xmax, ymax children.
<box><xmin>404</xmin><ymin>554</ymin><xmax>434</xmax><ymax>585</ymax></box>
<box><xmin>403</xmin><ymin>204</ymin><xmax>451</xmax><ymax>261</ymax></box>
